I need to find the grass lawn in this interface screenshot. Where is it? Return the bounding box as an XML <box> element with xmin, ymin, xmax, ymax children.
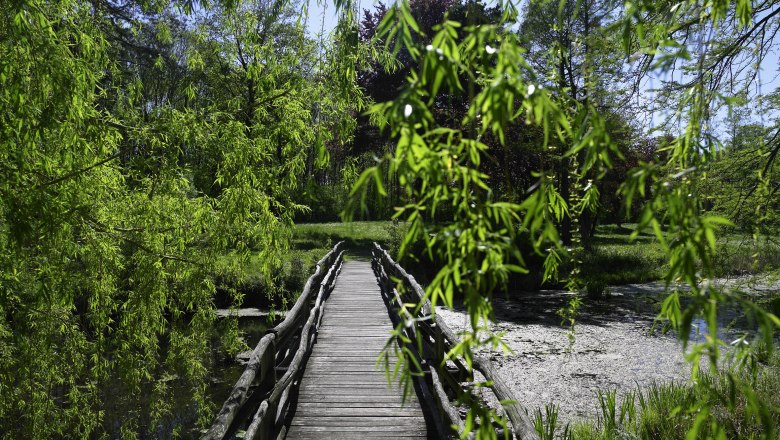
<box><xmin>583</xmin><ymin>224</ymin><xmax>780</xmax><ymax>286</ymax></box>
<box><xmin>293</xmin><ymin>221</ymin><xmax>398</xmax><ymax>255</ymax></box>
<box><xmin>583</xmin><ymin>224</ymin><xmax>668</xmax><ymax>284</ymax></box>
<box><xmin>224</xmin><ymin>220</ymin><xmax>780</xmax><ymax>308</ymax></box>
<box><xmin>286</xmin><ymin>221</ymin><xmax>780</xmax><ymax>290</ymax></box>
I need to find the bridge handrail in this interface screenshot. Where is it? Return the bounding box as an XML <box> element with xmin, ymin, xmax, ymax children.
<box><xmin>372</xmin><ymin>243</ymin><xmax>540</xmax><ymax>440</ymax></box>
<box><xmin>372</xmin><ymin>253</ymin><xmax>451</xmax><ymax>437</ymax></box>
<box><xmin>203</xmin><ymin>242</ymin><xmax>345</xmax><ymax>440</ymax></box>
<box><xmin>243</xmin><ymin>247</ymin><xmax>344</xmax><ymax>439</ymax></box>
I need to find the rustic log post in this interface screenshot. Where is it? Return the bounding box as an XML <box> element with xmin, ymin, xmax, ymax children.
<box><xmin>245</xmin><ymin>401</ymin><xmax>271</xmax><ymax>440</ymax></box>
<box><xmin>430</xmin><ymin>367</ymin><xmax>467</xmax><ymax>438</ymax></box>
<box><xmin>260</xmin><ymin>338</ymin><xmax>276</xmax><ymax>391</ymax></box>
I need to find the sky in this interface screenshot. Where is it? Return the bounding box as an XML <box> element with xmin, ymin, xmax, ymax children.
<box><xmin>639</xmin><ymin>39</ymin><xmax>780</xmax><ymax>137</ymax></box>
<box><xmin>305</xmin><ymin>0</ymin><xmax>345</xmax><ymax>37</ymax></box>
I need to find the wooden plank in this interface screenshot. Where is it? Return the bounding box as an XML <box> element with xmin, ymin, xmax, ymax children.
<box><xmin>288</xmin><ymin>425</ymin><xmax>426</xmax><ymax>432</ymax></box>
<box><xmin>293</xmin><ymin>408</ymin><xmax>421</xmax><ymax>417</ymax></box>
<box><xmin>296</xmin><ymin>382</ymin><xmax>403</xmax><ymax>388</ymax></box>
<box><xmin>287</xmin><ymin>427</ymin><xmax>426</xmax><ymax>434</ymax></box>
<box><xmin>288</xmin><ymin>429</ymin><xmax>427</xmax><ymax>434</ymax></box>
<box><xmin>310</xmin><ymin>342</ymin><xmax>390</xmax><ymax>347</ymax></box>
<box><xmin>317</xmin><ymin>329</ymin><xmax>391</xmax><ymax>333</ymax></box>
<box><xmin>315</xmin><ymin>335</ymin><xmax>391</xmax><ymax>339</ymax></box>
<box><xmin>285</xmin><ymin>434</ymin><xmax>425</xmax><ymax>440</ymax></box>
<box><xmin>296</xmin><ymin>396</ymin><xmax>409</xmax><ymax>403</ymax></box>
<box><xmin>288</xmin><ymin>431</ymin><xmax>425</xmax><ymax>437</ymax></box>
<box><xmin>295</xmin><ymin>387</ymin><xmax>412</xmax><ymax>396</ymax></box>
<box><xmin>300</xmin><ymin>369</ymin><xmax>389</xmax><ymax>375</ymax></box>
<box><xmin>304</xmin><ymin>354</ymin><xmax>387</xmax><ymax>358</ymax></box>
<box><xmin>300</xmin><ymin>370</ymin><xmax>389</xmax><ymax>376</ymax></box>
<box><xmin>303</xmin><ymin>357</ymin><xmax>389</xmax><ymax>362</ymax></box>
<box><xmin>295</xmin><ymin>403</ymin><xmax>422</xmax><ymax>410</ymax></box>
<box><xmin>289</xmin><ymin>417</ymin><xmax>426</xmax><ymax>427</ymax></box>
<box><xmin>303</xmin><ymin>359</ymin><xmax>387</xmax><ymax>365</ymax></box>
<box><xmin>299</xmin><ymin>377</ymin><xmax>394</xmax><ymax>382</ymax></box>
<box><xmin>285</xmin><ymin>260</ymin><xmax>428</xmax><ymax>439</ymax></box>
<box><xmin>286</xmin><ymin>432</ymin><xmax>425</xmax><ymax>439</ymax></box>
<box><xmin>304</xmin><ymin>358</ymin><xmax>390</xmax><ymax>363</ymax></box>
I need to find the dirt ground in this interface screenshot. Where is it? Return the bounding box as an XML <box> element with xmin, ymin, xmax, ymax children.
<box><xmin>436</xmin><ymin>287</ymin><xmax>696</xmax><ymax>428</ymax></box>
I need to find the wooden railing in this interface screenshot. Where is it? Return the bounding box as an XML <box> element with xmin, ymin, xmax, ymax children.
<box><xmin>372</xmin><ymin>243</ymin><xmax>540</xmax><ymax>440</ymax></box>
<box><xmin>203</xmin><ymin>242</ymin><xmax>345</xmax><ymax>440</ymax></box>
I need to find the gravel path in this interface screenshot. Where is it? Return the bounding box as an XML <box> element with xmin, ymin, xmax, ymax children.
<box><xmin>436</xmin><ymin>289</ymin><xmax>693</xmax><ymax>428</ymax></box>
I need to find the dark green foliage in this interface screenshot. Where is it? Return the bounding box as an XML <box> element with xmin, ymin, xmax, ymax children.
<box><xmin>702</xmin><ymin>118</ymin><xmax>780</xmax><ymax>234</ymax></box>
<box><xmin>580</xmin><ymin>225</ymin><xmax>668</xmax><ymax>284</ymax></box>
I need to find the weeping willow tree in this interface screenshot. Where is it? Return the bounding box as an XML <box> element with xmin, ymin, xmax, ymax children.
<box><xmin>0</xmin><ymin>0</ymin><xmax>361</xmax><ymax>436</ymax></box>
<box><xmin>348</xmin><ymin>0</ymin><xmax>780</xmax><ymax>437</ymax></box>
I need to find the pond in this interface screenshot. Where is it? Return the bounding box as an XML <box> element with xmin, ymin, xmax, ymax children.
<box><xmin>101</xmin><ymin>315</ymin><xmax>269</xmax><ymax>439</ymax></box>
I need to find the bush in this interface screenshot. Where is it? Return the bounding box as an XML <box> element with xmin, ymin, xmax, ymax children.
<box><xmin>713</xmin><ymin>238</ymin><xmax>780</xmax><ymax>276</ymax></box>
<box><xmin>384</xmin><ymin>219</ymin><xmax>408</xmax><ymax>258</ymax></box>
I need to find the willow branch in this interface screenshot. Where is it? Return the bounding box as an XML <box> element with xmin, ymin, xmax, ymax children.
<box><xmin>38</xmin><ymin>153</ymin><xmax>121</xmax><ymax>188</ymax></box>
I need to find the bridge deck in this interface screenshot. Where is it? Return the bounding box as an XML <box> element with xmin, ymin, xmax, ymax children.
<box><xmin>284</xmin><ymin>261</ymin><xmax>430</xmax><ymax>439</ymax></box>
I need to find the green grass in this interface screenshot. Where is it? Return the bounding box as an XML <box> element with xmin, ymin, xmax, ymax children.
<box><xmin>581</xmin><ymin>224</ymin><xmax>780</xmax><ymax>286</ymax></box>
<box><xmin>534</xmin><ymin>355</ymin><xmax>780</xmax><ymax>439</ymax></box>
<box><xmin>289</xmin><ymin>222</ymin><xmax>780</xmax><ymax>289</ymax></box>
<box><xmin>222</xmin><ymin>221</ymin><xmax>780</xmax><ymax>307</ymax></box>
<box><xmin>293</xmin><ymin>221</ymin><xmax>399</xmax><ymax>253</ymax></box>
<box><xmin>713</xmin><ymin>235</ymin><xmax>780</xmax><ymax>277</ymax></box>
<box><xmin>218</xmin><ymin>221</ymin><xmax>401</xmax><ymax>308</ymax></box>
<box><xmin>584</xmin><ymin>224</ymin><xmax>668</xmax><ymax>285</ymax></box>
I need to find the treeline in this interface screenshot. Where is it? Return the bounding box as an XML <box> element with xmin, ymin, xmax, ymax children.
<box><xmin>306</xmin><ymin>0</ymin><xmax>658</xmax><ymax>241</ymax></box>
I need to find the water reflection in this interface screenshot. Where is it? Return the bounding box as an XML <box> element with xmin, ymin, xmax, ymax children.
<box><xmin>101</xmin><ymin>315</ymin><xmax>268</xmax><ymax>439</ymax></box>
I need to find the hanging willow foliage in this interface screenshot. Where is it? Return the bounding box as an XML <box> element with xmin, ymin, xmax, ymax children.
<box><xmin>347</xmin><ymin>0</ymin><xmax>780</xmax><ymax>437</ymax></box>
<box><xmin>0</xmin><ymin>0</ymin><xmax>362</xmax><ymax>437</ymax></box>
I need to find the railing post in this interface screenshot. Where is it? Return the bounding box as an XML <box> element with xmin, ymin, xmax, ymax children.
<box><xmin>371</xmin><ymin>241</ymin><xmax>541</xmax><ymax>440</ymax></box>
<box><xmin>260</xmin><ymin>338</ymin><xmax>276</xmax><ymax>391</ymax></box>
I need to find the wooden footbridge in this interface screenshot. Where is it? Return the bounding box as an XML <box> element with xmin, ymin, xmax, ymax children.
<box><xmin>203</xmin><ymin>243</ymin><xmax>540</xmax><ymax>440</ymax></box>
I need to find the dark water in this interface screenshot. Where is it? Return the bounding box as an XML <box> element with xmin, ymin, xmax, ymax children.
<box><xmin>101</xmin><ymin>317</ymin><xmax>268</xmax><ymax>439</ymax></box>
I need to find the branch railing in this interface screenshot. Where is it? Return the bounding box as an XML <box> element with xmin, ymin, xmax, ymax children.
<box><xmin>203</xmin><ymin>242</ymin><xmax>345</xmax><ymax>440</ymax></box>
<box><xmin>371</xmin><ymin>243</ymin><xmax>540</xmax><ymax>440</ymax></box>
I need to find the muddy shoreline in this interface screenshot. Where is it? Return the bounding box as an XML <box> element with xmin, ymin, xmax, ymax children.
<box><xmin>435</xmin><ymin>276</ymin><xmax>777</xmax><ymax>428</ymax></box>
